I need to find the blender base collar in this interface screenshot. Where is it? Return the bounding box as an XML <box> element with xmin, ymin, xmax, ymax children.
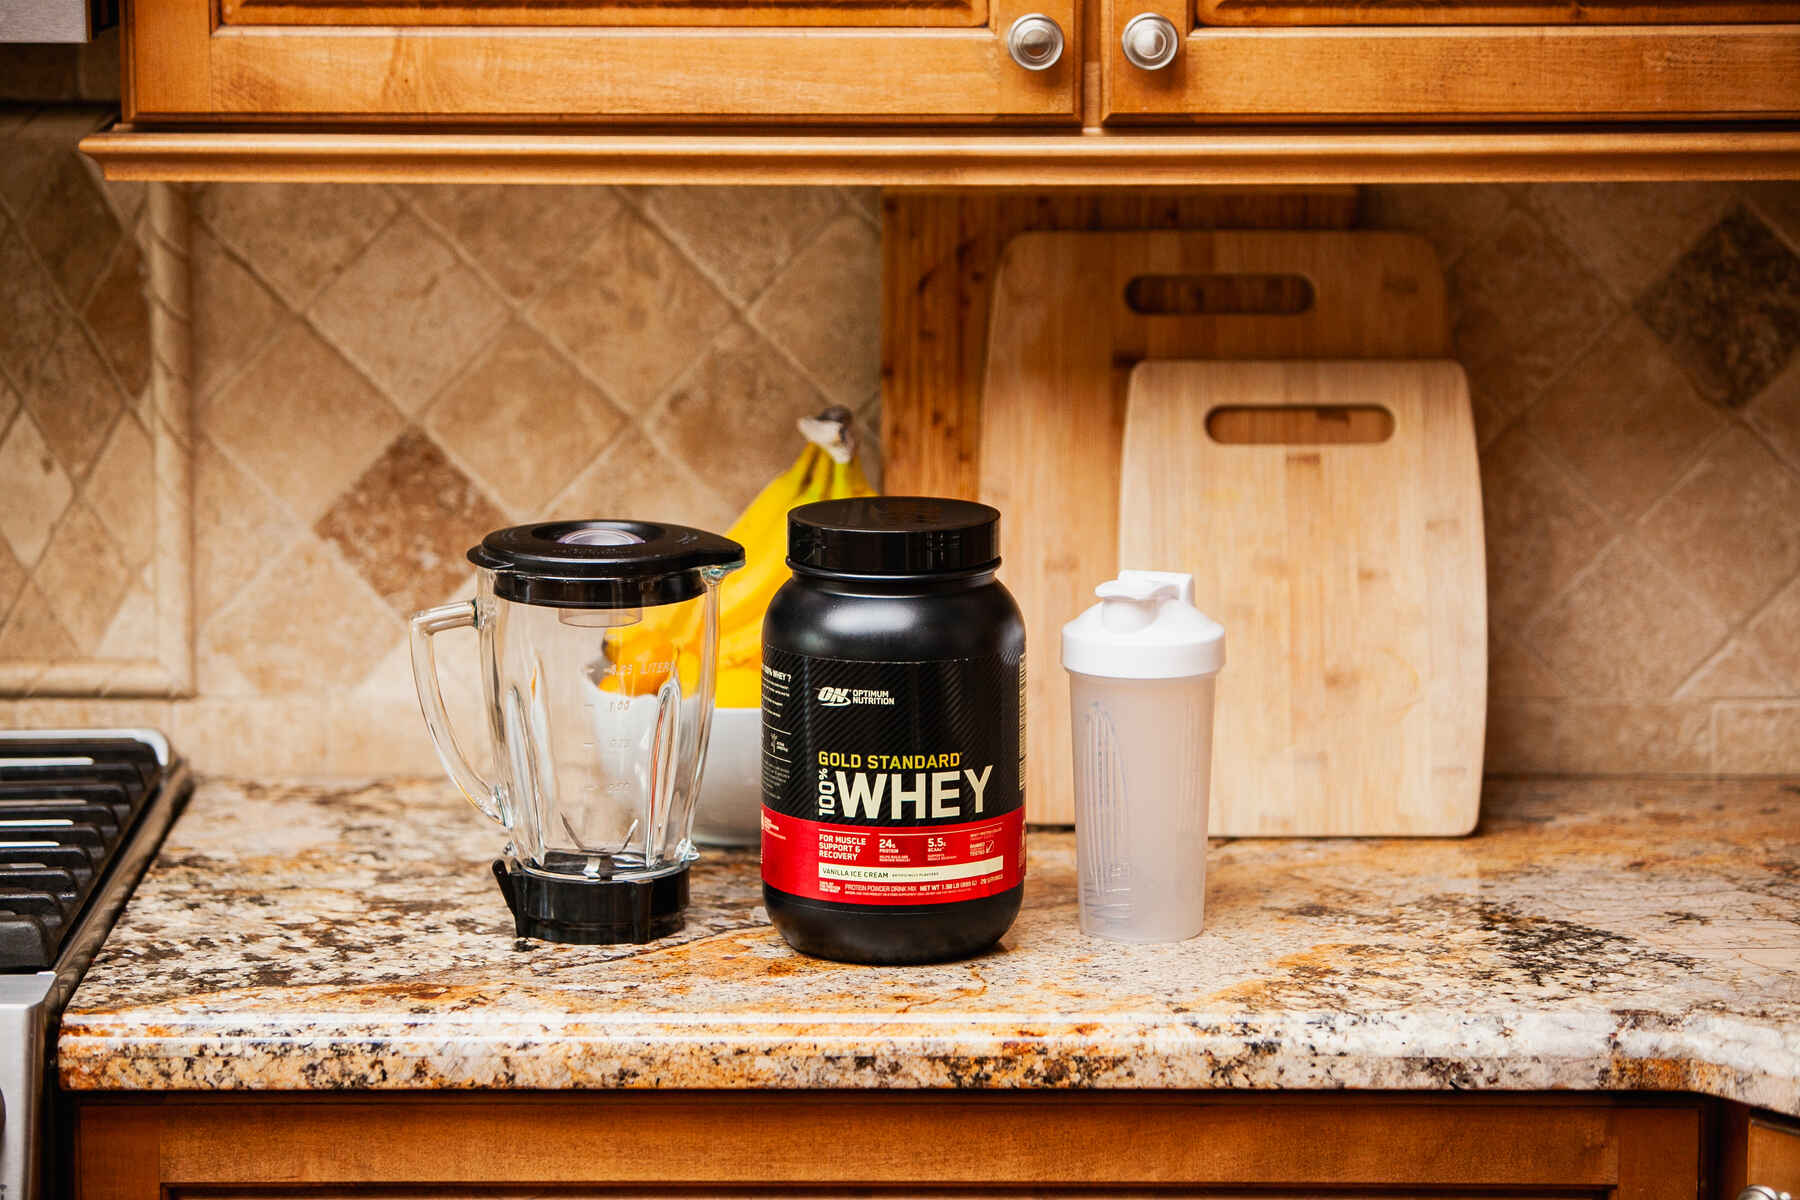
<box><xmin>492</xmin><ymin>859</ymin><xmax>689</xmax><ymax>944</ymax></box>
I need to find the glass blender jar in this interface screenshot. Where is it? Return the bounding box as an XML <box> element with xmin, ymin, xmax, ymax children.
<box><xmin>410</xmin><ymin>520</ymin><xmax>743</xmax><ymax>944</ymax></box>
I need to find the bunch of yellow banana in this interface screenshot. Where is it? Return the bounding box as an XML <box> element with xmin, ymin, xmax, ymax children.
<box><xmin>714</xmin><ymin>408</ymin><xmax>876</xmax><ymax>707</ymax></box>
<box><xmin>600</xmin><ymin>408</ymin><xmax>875</xmax><ymax>706</ymax></box>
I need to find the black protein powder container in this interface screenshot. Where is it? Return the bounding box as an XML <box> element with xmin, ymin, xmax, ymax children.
<box><xmin>761</xmin><ymin>497</ymin><xmax>1026</xmax><ymax>965</ymax></box>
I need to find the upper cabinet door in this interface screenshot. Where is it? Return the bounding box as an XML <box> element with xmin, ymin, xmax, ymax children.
<box><xmin>127</xmin><ymin>0</ymin><xmax>1077</xmax><ymax>122</ymax></box>
<box><xmin>1101</xmin><ymin>0</ymin><xmax>1800</xmax><ymax>121</ymax></box>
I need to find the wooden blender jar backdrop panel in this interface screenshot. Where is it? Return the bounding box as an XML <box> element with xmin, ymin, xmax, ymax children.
<box><xmin>123</xmin><ymin>0</ymin><xmax>1077</xmax><ymax>122</ymax></box>
<box><xmin>976</xmin><ymin>230</ymin><xmax>1449</xmax><ymax>826</ymax></box>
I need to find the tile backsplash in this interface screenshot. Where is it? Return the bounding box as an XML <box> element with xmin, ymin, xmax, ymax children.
<box><xmin>1</xmin><ymin>106</ymin><xmax>1796</xmax><ymax>780</ymax></box>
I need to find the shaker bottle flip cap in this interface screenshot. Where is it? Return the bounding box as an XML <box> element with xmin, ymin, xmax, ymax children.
<box><xmin>1061</xmin><ymin>570</ymin><xmax>1225</xmax><ymax>679</ymax></box>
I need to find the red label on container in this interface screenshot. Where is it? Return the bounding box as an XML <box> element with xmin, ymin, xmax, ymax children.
<box><xmin>761</xmin><ymin>808</ymin><xmax>1025</xmax><ymax>906</ymax></box>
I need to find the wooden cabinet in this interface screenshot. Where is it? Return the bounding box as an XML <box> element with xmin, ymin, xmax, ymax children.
<box><xmin>74</xmin><ymin>1092</ymin><xmax>1713</xmax><ymax>1199</ymax></box>
<box><xmin>124</xmin><ymin>0</ymin><xmax>1077</xmax><ymax>123</ymax></box>
<box><xmin>1098</xmin><ymin>0</ymin><xmax>1800</xmax><ymax>121</ymax></box>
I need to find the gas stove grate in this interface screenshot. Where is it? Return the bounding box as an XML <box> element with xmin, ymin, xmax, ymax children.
<box><xmin>0</xmin><ymin>737</ymin><xmax>164</xmax><ymax>972</ymax></box>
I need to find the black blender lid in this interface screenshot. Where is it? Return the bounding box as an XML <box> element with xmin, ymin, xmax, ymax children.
<box><xmin>788</xmin><ymin>497</ymin><xmax>1000</xmax><ymax>576</ymax></box>
<box><xmin>468</xmin><ymin>520</ymin><xmax>743</xmax><ymax>609</ymax></box>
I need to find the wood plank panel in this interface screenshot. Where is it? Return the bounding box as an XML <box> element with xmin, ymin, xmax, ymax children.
<box><xmin>1104</xmin><ymin>25</ymin><xmax>1800</xmax><ymax>120</ymax></box>
<box><xmin>222</xmin><ymin>0</ymin><xmax>984</xmax><ymax>27</ymax></box>
<box><xmin>1197</xmin><ymin>0</ymin><xmax>1800</xmax><ymax>25</ymax></box>
<box><xmin>70</xmin><ymin>1093</ymin><xmax>1644</xmax><ymax>1189</ymax></box>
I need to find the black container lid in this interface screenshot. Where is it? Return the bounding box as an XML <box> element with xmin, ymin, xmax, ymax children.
<box><xmin>468</xmin><ymin>520</ymin><xmax>743</xmax><ymax>609</ymax></box>
<box><xmin>788</xmin><ymin>497</ymin><xmax>1000</xmax><ymax>577</ymax></box>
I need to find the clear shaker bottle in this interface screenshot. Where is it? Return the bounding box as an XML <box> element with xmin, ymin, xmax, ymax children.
<box><xmin>1061</xmin><ymin>570</ymin><xmax>1225</xmax><ymax>943</ymax></box>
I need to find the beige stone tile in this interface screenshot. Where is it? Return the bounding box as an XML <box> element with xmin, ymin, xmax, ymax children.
<box><xmin>84</xmin><ymin>412</ymin><xmax>155</xmax><ymax>564</ymax></box>
<box><xmin>20</xmin><ymin>149</ymin><xmax>120</xmax><ymax>308</ymax></box>
<box><xmin>205</xmin><ymin>535</ymin><xmax>400</xmax><ymax>695</ymax></box>
<box><xmin>198</xmin><ymin>183</ymin><xmax>399</xmax><ymax>308</ymax></box>
<box><xmin>314</xmin><ymin>429</ymin><xmax>508</xmax><ymax>618</ymax></box>
<box><xmin>33</xmin><ymin>502</ymin><xmax>131</xmax><ymax>653</ymax></box>
<box><xmin>82</xmin><ymin>235</ymin><xmax>151</xmax><ymax>397</ymax></box>
<box><xmin>426</xmin><ymin>322</ymin><xmax>625</xmax><ymax>514</ymax></box>
<box><xmin>749</xmin><ymin>214</ymin><xmax>881</xmax><ymax>409</ymax></box>
<box><xmin>1481</xmin><ymin>698</ymin><xmax>1559</xmax><ymax>773</ymax></box>
<box><xmin>0</xmin><ymin>136</ymin><xmax>62</xmax><ymax>224</ymax></box>
<box><xmin>203</xmin><ymin>320</ymin><xmax>403</xmax><ymax>524</ymax></box>
<box><xmin>191</xmin><ymin>434</ymin><xmax>300</xmax><ymax>623</ymax></box>
<box><xmin>1637</xmin><ymin>427</ymin><xmax>1800</xmax><ymax>626</ymax></box>
<box><xmin>399</xmin><ymin>184</ymin><xmax>621</xmax><ymax>302</ymax></box>
<box><xmin>1357</xmin><ymin>184</ymin><xmax>1514</xmax><ymax>271</ymax></box>
<box><xmin>1714</xmin><ymin>702</ymin><xmax>1800</xmax><ymax>773</ymax></box>
<box><xmin>1674</xmin><ymin>639</ymin><xmax>1789</xmax><ymax>700</ymax></box>
<box><xmin>170</xmin><ymin>697</ymin><xmax>332</xmax><ymax>776</ymax></box>
<box><xmin>1519</xmin><ymin>183</ymin><xmax>1733</xmax><ymax>303</ymax></box>
<box><xmin>0</xmin><ymin>536</ymin><xmax>24</xmax><ymax>619</ymax></box>
<box><xmin>1554</xmin><ymin>701</ymin><xmax>1714</xmax><ymax>773</ymax></box>
<box><xmin>76</xmin><ymin>28</ymin><xmax>121</xmax><ymax>103</ymax></box>
<box><xmin>1448</xmin><ymin>210</ymin><xmax>1618</xmax><ymax>441</ymax></box>
<box><xmin>1744</xmin><ymin>575</ymin><xmax>1800</xmax><ymax>688</ymax></box>
<box><xmin>551</xmin><ymin>430</ymin><xmax>736</xmax><ymax>534</ymax></box>
<box><xmin>1744</xmin><ymin>182</ymin><xmax>1800</xmax><ymax>254</ymax></box>
<box><xmin>0</xmin><ymin>581</ymin><xmax>76</xmax><ymax>660</ymax></box>
<box><xmin>0</xmin><ymin>209</ymin><xmax>64</xmax><ymax>392</ymax></box>
<box><xmin>0</xmin><ymin>409</ymin><xmax>73</xmax><ymax>566</ymax></box>
<box><xmin>1525</xmin><ymin>316</ymin><xmax>1722</xmax><ymax>520</ymax></box>
<box><xmin>191</xmin><ymin>227</ymin><xmax>285</xmax><ymax>400</ymax></box>
<box><xmin>641</xmin><ymin>186</ymin><xmax>844</xmax><ymax>303</ymax></box>
<box><xmin>841</xmin><ymin>187</ymin><xmax>881</xmax><ymax>227</ymax></box>
<box><xmin>1488</xmin><ymin>632</ymin><xmax>1566</xmax><ymax>699</ymax></box>
<box><xmin>1528</xmin><ymin>537</ymin><xmax>1727</xmax><ymax>699</ymax></box>
<box><xmin>656</xmin><ymin>322</ymin><xmax>830</xmax><ymax>512</ymax></box>
<box><xmin>5</xmin><ymin>697</ymin><xmax>171</xmax><ymax>730</ymax></box>
<box><xmin>1748</xmin><ymin>359</ymin><xmax>1800</xmax><ymax>472</ymax></box>
<box><xmin>1478</xmin><ymin>428</ymin><xmax>1615</xmax><ymax>629</ymax></box>
<box><xmin>24</xmin><ymin>317</ymin><xmax>124</xmax><ymax>478</ymax></box>
<box><xmin>308</xmin><ymin>212</ymin><xmax>508</xmax><ymax>414</ymax></box>
<box><xmin>92</xmin><ymin>584</ymin><xmax>158</xmax><ymax>662</ymax></box>
<box><xmin>341</xmin><ymin>637</ymin><xmax>488</xmax><ymax>776</ymax></box>
<box><xmin>195</xmin><ymin>618</ymin><xmax>260</xmax><ymax>695</ymax></box>
<box><xmin>530</xmin><ymin>210</ymin><xmax>733</xmax><ymax>414</ymax></box>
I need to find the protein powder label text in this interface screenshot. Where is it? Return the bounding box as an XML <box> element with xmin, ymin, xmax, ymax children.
<box><xmin>761</xmin><ymin>648</ymin><xmax>1025</xmax><ymax>906</ymax></box>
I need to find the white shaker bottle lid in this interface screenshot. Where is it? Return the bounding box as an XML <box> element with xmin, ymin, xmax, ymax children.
<box><xmin>1061</xmin><ymin>569</ymin><xmax>1225</xmax><ymax>680</ymax></box>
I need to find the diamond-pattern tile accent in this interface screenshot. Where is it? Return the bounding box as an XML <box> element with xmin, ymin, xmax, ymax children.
<box><xmin>308</xmin><ymin>212</ymin><xmax>508</xmax><ymax>413</ymax></box>
<box><xmin>642</xmin><ymin>186</ymin><xmax>844</xmax><ymax>304</ymax></box>
<box><xmin>205</xmin><ymin>536</ymin><xmax>399</xmax><ymax>694</ymax></box>
<box><xmin>1529</xmin><ymin>537</ymin><xmax>1728</xmax><ymax>700</ymax></box>
<box><xmin>1636</xmin><ymin>205</ymin><xmax>1800</xmax><ymax>409</ymax></box>
<box><xmin>1358</xmin><ymin>184</ymin><xmax>1514</xmax><ymax>271</ymax></box>
<box><xmin>84</xmin><ymin>413</ymin><xmax>155</xmax><ymax>566</ymax></box>
<box><xmin>0</xmin><ymin>409</ymin><xmax>73</xmax><ymax>567</ymax></box>
<box><xmin>1449</xmin><ymin>209</ymin><xmax>1618</xmax><ymax>440</ymax></box>
<box><xmin>82</xmin><ymin>237</ymin><xmax>151</xmax><ymax>397</ymax></box>
<box><xmin>25</xmin><ymin>317</ymin><xmax>124</xmax><ymax>478</ymax></box>
<box><xmin>399</xmin><ymin>184</ymin><xmax>622</xmax><ymax>303</ymax></box>
<box><xmin>198</xmin><ymin>183</ymin><xmax>399</xmax><ymax>309</ymax></box>
<box><xmin>21</xmin><ymin>148</ymin><xmax>121</xmax><ymax>308</ymax></box>
<box><xmin>552</xmin><ymin>433</ymin><xmax>735</xmax><ymax>535</ymax></box>
<box><xmin>749</xmin><ymin>214</ymin><xmax>881</xmax><ymax>408</ymax></box>
<box><xmin>1748</xmin><ymin>359</ymin><xmax>1800</xmax><ymax>472</ymax></box>
<box><xmin>1478</xmin><ymin>427</ymin><xmax>1615</xmax><ymax>629</ymax></box>
<box><xmin>0</xmin><ymin>536</ymin><xmax>25</xmax><ymax>622</ymax></box>
<box><xmin>1525</xmin><ymin>315</ymin><xmax>1722</xmax><ymax>519</ymax></box>
<box><xmin>531</xmin><ymin>209</ymin><xmax>733</xmax><ymax>413</ymax></box>
<box><xmin>314</xmin><ymin>429</ymin><xmax>508</xmax><ymax>618</ymax></box>
<box><xmin>192</xmin><ymin>228</ymin><xmax>285</xmax><ymax>400</ymax></box>
<box><xmin>205</xmin><ymin>320</ymin><xmax>403</xmax><ymax>524</ymax></box>
<box><xmin>1676</xmin><ymin>640</ymin><xmax>1788</xmax><ymax>700</ymax></box>
<box><xmin>192</xmin><ymin>435</ymin><xmax>299</xmax><ymax>624</ymax></box>
<box><xmin>0</xmin><ymin>207</ymin><xmax>63</xmax><ymax>392</ymax></box>
<box><xmin>427</xmin><ymin>322</ymin><xmax>625</xmax><ymax>514</ymax></box>
<box><xmin>1520</xmin><ymin>183</ymin><xmax>1732</xmax><ymax>303</ymax></box>
<box><xmin>1744</xmin><ymin>575</ymin><xmax>1800</xmax><ymax>689</ymax></box>
<box><xmin>0</xmin><ymin>581</ymin><xmax>76</xmax><ymax>660</ymax></box>
<box><xmin>657</xmin><ymin>322</ymin><xmax>830</xmax><ymax>509</ymax></box>
<box><xmin>1637</xmin><ymin>427</ymin><xmax>1800</xmax><ymax>625</ymax></box>
<box><xmin>33</xmin><ymin>502</ymin><xmax>130</xmax><ymax>653</ymax></box>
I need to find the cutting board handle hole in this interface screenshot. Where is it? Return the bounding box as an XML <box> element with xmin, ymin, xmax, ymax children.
<box><xmin>1124</xmin><ymin>274</ymin><xmax>1315</xmax><ymax>317</ymax></box>
<box><xmin>1205</xmin><ymin>405</ymin><xmax>1395</xmax><ymax>445</ymax></box>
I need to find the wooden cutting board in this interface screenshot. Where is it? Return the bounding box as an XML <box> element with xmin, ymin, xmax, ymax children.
<box><xmin>1119</xmin><ymin>359</ymin><xmax>1485</xmax><ymax>837</ymax></box>
<box><xmin>979</xmin><ymin>231</ymin><xmax>1449</xmax><ymax>825</ymax></box>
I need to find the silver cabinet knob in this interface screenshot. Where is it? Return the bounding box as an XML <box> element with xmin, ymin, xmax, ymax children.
<box><xmin>1006</xmin><ymin>13</ymin><xmax>1065</xmax><ymax>70</ymax></box>
<box><xmin>1739</xmin><ymin>1189</ymin><xmax>1794</xmax><ymax>1200</ymax></box>
<box><xmin>1121</xmin><ymin>12</ymin><xmax>1180</xmax><ymax>69</ymax></box>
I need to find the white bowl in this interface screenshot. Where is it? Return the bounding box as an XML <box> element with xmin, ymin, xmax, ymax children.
<box><xmin>693</xmin><ymin>706</ymin><xmax>761</xmax><ymax>847</ymax></box>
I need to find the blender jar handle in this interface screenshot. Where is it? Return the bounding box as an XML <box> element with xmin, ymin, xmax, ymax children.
<box><xmin>409</xmin><ymin>601</ymin><xmax>506</xmax><ymax>828</ymax></box>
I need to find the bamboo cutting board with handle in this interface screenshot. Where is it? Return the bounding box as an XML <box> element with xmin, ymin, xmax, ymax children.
<box><xmin>1119</xmin><ymin>359</ymin><xmax>1485</xmax><ymax>837</ymax></box>
<box><xmin>979</xmin><ymin>231</ymin><xmax>1450</xmax><ymax>824</ymax></box>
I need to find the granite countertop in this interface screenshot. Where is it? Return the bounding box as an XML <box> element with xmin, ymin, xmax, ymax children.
<box><xmin>58</xmin><ymin>777</ymin><xmax>1799</xmax><ymax>1114</ymax></box>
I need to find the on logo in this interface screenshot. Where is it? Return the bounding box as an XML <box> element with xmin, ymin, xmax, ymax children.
<box><xmin>816</xmin><ymin>686</ymin><xmax>851</xmax><ymax>706</ymax></box>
